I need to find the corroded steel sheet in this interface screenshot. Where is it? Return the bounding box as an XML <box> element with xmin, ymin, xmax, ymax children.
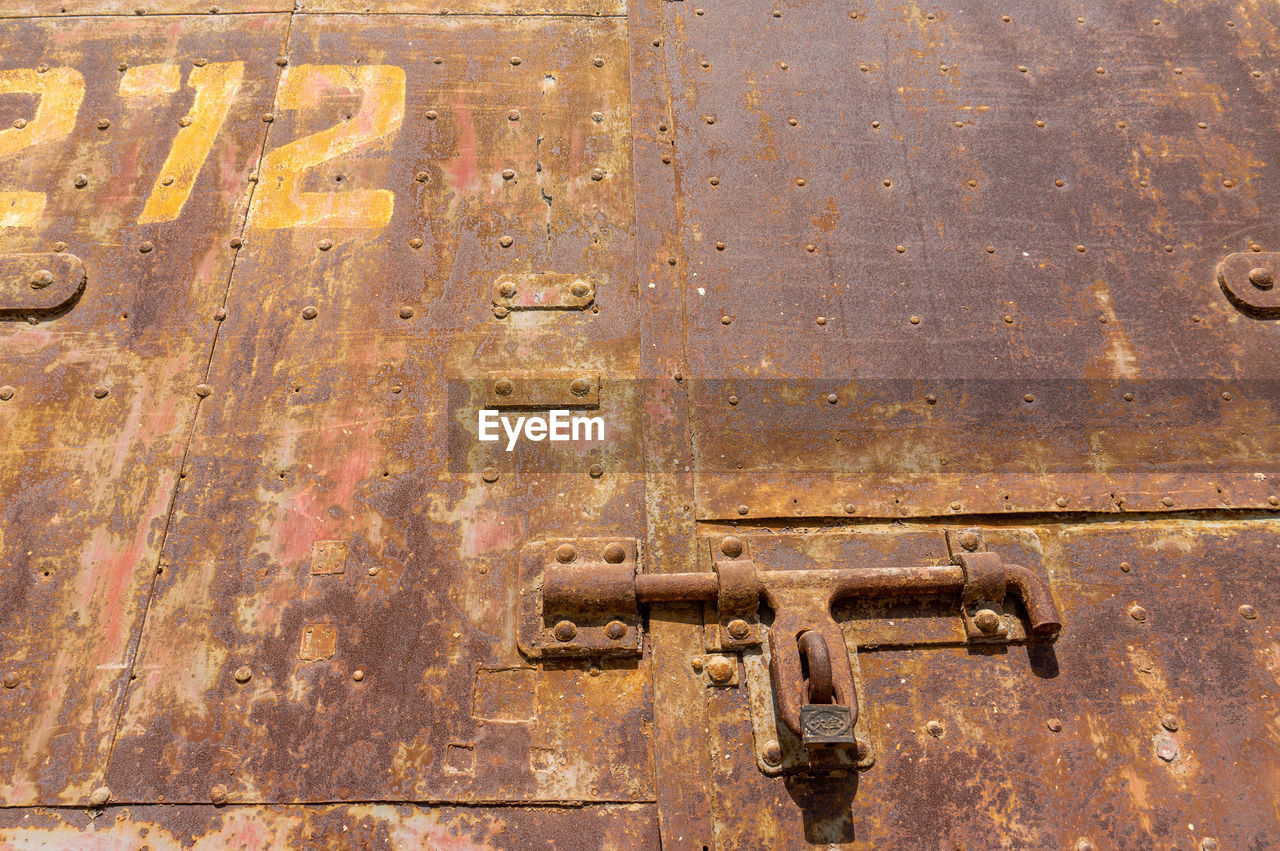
<box><xmin>0</xmin><ymin>802</ymin><xmax>660</xmax><ymax>847</ymax></box>
<box><xmin>105</xmin><ymin>14</ymin><xmax>649</xmax><ymax>804</ymax></box>
<box><xmin>0</xmin><ymin>13</ymin><xmax>286</xmax><ymax>804</ymax></box>
<box><xmin>2</xmin><ymin>2</ymin><xmax>292</xmax><ymax>14</ymax></box>
<box><xmin>659</xmin><ymin>0</ymin><xmax>1280</xmax><ymax>518</ymax></box>
<box><xmin>699</xmin><ymin>519</ymin><xmax>1279</xmax><ymax>848</ymax></box>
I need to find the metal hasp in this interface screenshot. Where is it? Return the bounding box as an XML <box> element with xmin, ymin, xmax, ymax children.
<box><xmin>520</xmin><ymin>535</ymin><xmax>1062</xmax><ymax>767</ymax></box>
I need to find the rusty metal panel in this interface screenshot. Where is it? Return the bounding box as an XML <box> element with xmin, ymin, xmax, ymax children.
<box><xmin>657</xmin><ymin>0</ymin><xmax>1280</xmax><ymax>519</ymax></box>
<box><xmin>0</xmin><ymin>13</ymin><xmax>286</xmax><ymax>804</ymax></box>
<box><xmin>0</xmin><ymin>802</ymin><xmax>660</xmax><ymax>848</ymax></box>
<box><xmin>2</xmin><ymin>3</ymin><xmax>292</xmax><ymax>15</ymax></box>
<box><xmin>698</xmin><ymin>519</ymin><xmax>1279</xmax><ymax>848</ymax></box>
<box><xmin>299</xmin><ymin>0</ymin><xmax>623</xmax><ymax>13</ymax></box>
<box><xmin>105</xmin><ymin>13</ymin><xmax>649</xmax><ymax>805</ymax></box>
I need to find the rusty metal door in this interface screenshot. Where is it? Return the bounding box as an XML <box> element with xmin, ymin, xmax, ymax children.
<box><xmin>0</xmin><ymin>0</ymin><xmax>1278</xmax><ymax>848</ymax></box>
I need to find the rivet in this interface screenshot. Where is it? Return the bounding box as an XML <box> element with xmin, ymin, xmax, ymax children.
<box><xmin>950</xmin><ymin>501</ymin><xmax>962</xmax><ymax>511</ymax></box>
<box><xmin>1076</xmin><ymin>841</ymin><xmax>1095</xmax><ymax>851</ymax></box>
<box><xmin>588</xmin><ymin>463</ymin><xmax>605</xmax><ymax>479</ymax></box>
<box><xmin>726</xmin><ymin>619</ymin><xmax>750</xmax><ymax>640</ymax></box>
<box><xmin>1096</xmin><ymin>67</ymin><xmax>1105</xmax><ymax>74</ymax></box>
<box><xmin>1239</xmin><ymin>604</ymin><xmax>1257</xmax><ymax>619</ymax></box>
<box><xmin>415</xmin><ymin>171</ymin><xmax>429</xmax><ymax>183</ymax></box>
<box><xmin>29</xmin><ymin>270</ymin><xmax>53</xmax><ymax>289</ymax></box>
<box><xmin>553</xmin><ymin>620</ymin><xmax>577</xmax><ymax>642</ymax></box>
<box><xmin>193</xmin><ymin>57</ymin><xmax>208</xmax><ymax>67</ymax></box>
<box><xmin>555</xmin><ymin>543</ymin><xmax>577</xmax><ymax>563</ymax></box>
<box><xmin>925</xmin><ymin>394</ymin><xmax>937</xmax><ymax>405</ymax></box>
<box><xmin>1035</xmin><ymin>119</ymin><xmax>1045</xmax><ymax>127</ymax></box>
<box><xmin>494</xmin><ymin>379</ymin><xmax>514</xmax><ymax>396</ymax></box>
<box><xmin>234</xmin><ymin>666</ymin><xmax>252</xmax><ymax>683</ymax></box>
<box><xmin>12</xmin><ymin>118</ymin><xmax>26</xmax><ymax>129</ymax></box>
<box><xmin>591</xmin><ymin>167</ymin><xmax>605</xmax><ymax>181</ymax></box>
<box><xmin>352</xmin><ymin>669</ymin><xmax>365</xmax><ymax>681</ymax></box>
<box><xmin>762</xmin><ymin>740</ymin><xmax>782</xmax><ymax>765</ymax></box>
<box><xmin>1024</xmin><ymin>393</ymin><xmax>1035</xmax><ymax>403</ymax></box>
<box><xmin>1054</xmin><ymin>179</ymin><xmax>1064</xmax><ymax>187</ymax></box>
<box><xmin>261</xmin><ymin>112</ymin><xmax>274</xmax><ymax>122</ymax></box>
<box><xmin>1055</xmin><ymin>496</ymin><xmax>1069</xmax><ymax>508</ymax></box>
<box><xmin>1046</xmin><ymin>718</ymin><xmax>1063</xmax><ymax>732</ymax></box>
<box><xmin>708</xmin><ymin>176</ymin><xmax>720</xmax><ymax>186</ymax></box>
<box><xmin>317</xmin><ymin>239</ymin><xmax>332</xmax><ymax>251</ymax></box>
<box><xmin>229</xmin><ymin>237</ymin><xmax>242</xmax><ymax>249</ymax></box>
<box><xmin>138</xmin><ymin>241</ymin><xmax>154</xmax><ymax>253</ymax></box>
<box><xmin>1248</xmin><ymin>267</ymin><xmax>1273</xmax><ymax>289</ymax></box>
<box><xmin>399</xmin><ymin>307</ymin><xmax>414</xmax><ymax>319</ymax></box>
<box><xmin>1161</xmin><ymin>714</ymin><xmax>1181</xmax><ymax>732</ymax></box>
<box><xmin>1129</xmin><ymin>604</ymin><xmax>1148</xmax><ymax>622</ymax></box>
<box><xmin>2</xmin><ymin>671</ymin><xmax>20</xmax><ymax>688</ymax></box>
<box><xmin>1223</xmin><ymin>179</ymin><xmax>1235</xmax><ymax>188</ymax></box>
<box><xmin>499</xmin><ymin>235</ymin><xmax>514</xmax><ymax>248</ymax></box>
<box><xmin>956</xmin><ymin>530</ymin><xmax>981</xmax><ymax>551</ymax></box>
<box><xmin>493</xmin><ymin>306</ymin><xmax>509</xmax><ymax>319</ymax></box>
<box><xmin>209</xmin><ymin>784</ymin><xmax>228</xmax><ymax>806</ymax></box>
<box><xmin>195</xmin><ymin>383</ymin><xmax>212</xmax><ymax>398</ymax></box>
<box><xmin>409</xmin><ymin>237</ymin><xmax>423</xmax><ymax>249</ymax></box>
<box><xmin>1222</xmin><ymin>391</ymin><xmax>1233</xmax><ymax>401</ymax></box>
<box><xmin>721</xmin><ymin>315</ymin><xmax>732</xmax><ymax>325</ymax></box>
<box><xmin>1001</xmin><ymin>14</ymin><xmax>1010</xmax><ymax>22</ymax></box>
<box><xmin>1076</xmin><ymin>244</ymin><xmax>1086</xmax><ymax>253</ymax></box>
<box><xmin>0</xmin><ymin>386</ymin><xmax>12</xmax><ymax>401</ymax></box>
<box><xmin>433</xmin><ymin>56</ymin><xmax>443</xmax><ymax>64</ymax></box>
<box><xmin>502</xmin><ymin>168</ymin><xmax>515</xmax><ymax>180</ymax></box>
<box><xmin>909</xmin><ymin>315</ymin><xmax>920</xmax><ymax>325</ymax></box>
<box><xmin>1253</xmin><ymin>70</ymin><xmax>1263</xmax><ymax>78</ymax></box>
<box><xmin>481</xmin><ymin>467</ymin><xmax>499</xmax><ymax>483</ymax></box>
<box><xmin>276</xmin><ymin>56</ymin><xmax>288</xmax><ymax>67</ymax></box>
<box><xmin>973</xmin><ymin>608</ymin><xmax>1001</xmax><ymax>633</ymax></box>
<box><xmin>895</xmin><ymin>244</ymin><xmax>905</xmax><ymax>253</ymax></box>
<box><xmin>771</xmin><ymin>9</ymin><xmax>781</xmax><ymax>16</ymax></box>
<box><xmin>93</xmin><ymin>386</ymin><xmax>109</xmax><ymax>399</ymax></box>
<box><xmin>926</xmin><ymin>720</ymin><xmax>944</xmax><ymax>737</ymax></box>
<box><xmin>605</xmin><ymin>620</ymin><xmax>627</xmax><ymax>640</ymax></box>
<box><xmin>953</xmin><ymin>120</ymin><xmax>964</xmax><ymax>128</ymax></box>
<box><xmin>705</xmin><ymin>656</ymin><xmax>733</xmax><ymax>684</ymax></box>
<box><xmin>1120</xmin><ymin>561</ymin><xmax>1131</xmax><ymax>572</ymax></box>
<box><xmin>845</xmin><ymin>503</ymin><xmax>857</xmax><ymax>513</ymax></box>
<box><xmin>570</xmin><ymin>377</ymin><xmax>592</xmax><ymax>396</ymax></box>
<box><xmin>88</xmin><ymin>787</ymin><xmax>112</xmax><ymax>807</ymax></box>
<box><xmin>592</xmin><ymin>111</ymin><xmax>604</xmax><ymax>122</ymax></box>
<box><xmin>301</xmin><ymin>306</ymin><xmax>318</xmax><ymax>320</ymax></box>
<box><xmin>603</xmin><ymin>542</ymin><xmax>626</xmax><ymax>563</ymax></box>
<box><xmin>805</xmin><ymin>243</ymin><xmax>817</xmax><ymax>253</ymax></box>
<box><xmin>368</xmin><ymin>566</ymin><xmax>380</xmax><ymax>576</ymax></box>
<box><xmin>570</xmin><ymin>280</ymin><xmax>590</xmax><ymax>297</ymax></box>
<box><xmin>704</xmin><ymin>115</ymin><xmax>716</xmax><ymax>124</ymax></box>
<box><xmin>592</xmin><ymin>56</ymin><xmax>604</xmax><ymax>67</ymax></box>
<box><xmin>509</xmin><ymin>56</ymin><xmax>522</xmax><ymax>65</ymax></box>
<box><xmin>715</xmin><ymin>242</ymin><xmax>725</xmax><ymax>251</ymax></box>
<box><xmin>1017</xmin><ymin>65</ymin><xmax>1028</xmax><ymax>73</ymax></box>
<box><xmin>426</xmin><ymin>110</ymin><xmax>438</xmax><ymax>121</ymax></box>
<box><xmin>73</xmin><ymin>174</ymin><xmax>88</xmax><ymax>189</ymax></box>
<box><xmin>816</xmin><ymin>316</ymin><xmax>827</xmax><ymax>325</ymax></box>
<box><xmin>97</xmin><ymin>119</ymin><xmax>110</xmax><ymax>130</ymax></box>
<box><xmin>826</xmin><ymin>393</ymin><xmax>838</xmax><ymax>404</ymax></box>
<box><xmin>788</xmin><ymin>117</ymin><xmax>798</xmax><ymax>126</ymax></box>
<box><xmin>1268</xmin><ymin>496</ymin><xmax>1279</xmax><ymax>506</ymax></box>
<box><xmin>737</xmin><ymin>504</ymin><xmax>749</xmax><ymax>515</ymax></box>
<box><xmin>1161</xmin><ymin>496</ymin><xmax>1174</xmax><ymax>507</ymax></box>
<box><xmin>508</xmin><ymin>109</ymin><xmax>520</xmax><ymax>121</ymax></box>
<box><xmin>871</xmin><ymin>120</ymin><xmax>881</xmax><ymax>128</ymax></box>
<box><xmin>720</xmin><ymin>536</ymin><xmax>744</xmax><ymax>557</ymax></box>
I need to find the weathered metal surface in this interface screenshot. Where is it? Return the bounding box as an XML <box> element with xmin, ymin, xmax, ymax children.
<box><xmin>0</xmin><ymin>12</ymin><xmax>286</xmax><ymax>804</ymax></box>
<box><xmin>661</xmin><ymin>0</ymin><xmax>1280</xmax><ymax>519</ymax></box>
<box><xmin>103</xmin><ymin>13</ymin><xmax>648</xmax><ymax>805</ymax></box>
<box><xmin>700</xmin><ymin>520</ymin><xmax>1279</xmax><ymax>848</ymax></box>
<box><xmin>0</xmin><ymin>802</ymin><xmax>659</xmax><ymax>848</ymax></box>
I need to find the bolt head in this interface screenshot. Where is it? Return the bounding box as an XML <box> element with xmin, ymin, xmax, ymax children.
<box><xmin>955</xmin><ymin>530</ymin><xmax>981</xmax><ymax>552</ymax></box>
<box><xmin>973</xmin><ymin>608</ymin><xmax>1001</xmax><ymax>633</ymax></box>
<box><xmin>1248</xmin><ymin>267</ymin><xmax>1274</xmax><ymax>289</ymax></box>
<box><xmin>481</xmin><ymin>467</ymin><xmax>499</xmax><ymax>483</ymax></box>
<box><xmin>762</xmin><ymin>740</ymin><xmax>782</xmax><ymax>765</ymax></box>
<box><xmin>570</xmin><ymin>378</ymin><xmax>592</xmax><ymax>396</ymax></box>
<box><xmin>301</xmin><ymin>306</ymin><xmax>318</xmax><ymax>320</ymax></box>
<box><xmin>555</xmin><ymin>543</ymin><xmax>577</xmax><ymax>564</ymax></box>
<box><xmin>602</xmin><ymin>542</ymin><xmax>626</xmax><ymax>563</ymax></box>
<box><xmin>719</xmin><ymin>536</ymin><xmax>744</xmax><ymax>558</ymax></box>
<box><xmin>570</xmin><ymin>280</ymin><xmax>590</xmax><ymax>297</ymax></box>
<box><xmin>588</xmin><ymin>463</ymin><xmax>605</xmax><ymax>479</ymax></box>
<box><xmin>195</xmin><ymin>383</ymin><xmax>212</xmax><ymax>398</ymax></box>
<box><xmin>29</xmin><ymin>270</ymin><xmax>53</xmax><ymax>289</ymax></box>
<box><xmin>605</xmin><ymin>620</ymin><xmax>627</xmax><ymax>640</ymax></box>
<box><xmin>88</xmin><ymin>787</ymin><xmax>111</xmax><ymax>807</ymax></box>
<box><xmin>209</xmin><ymin>784</ymin><xmax>228</xmax><ymax>806</ymax></box>
<box><xmin>233</xmin><ymin>666</ymin><xmax>251</xmax><ymax>683</ymax></box>
<box><xmin>2</xmin><ymin>671</ymin><xmax>20</xmax><ymax>688</ymax></box>
<box><xmin>352</xmin><ymin>669</ymin><xmax>365</xmax><ymax>681</ymax></box>
<box><xmin>552</xmin><ymin>620</ymin><xmax>578</xmax><ymax>642</ymax></box>
<box><xmin>494</xmin><ymin>379</ymin><xmax>514</xmax><ymax>396</ymax></box>
<box><xmin>737</xmin><ymin>504</ymin><xmax>749</xmax><ymax>516</ymax></box>
<box><xmin>0</xmin><ymin>386</ymin><xmax>14</xmax><ymax>401</ymax></box>
<box><xmin>1160</xmin><ymin>714</ymin><xmax>1180</xmax><ymax>732</ymax></box>
<box><xmin>705</xmin><ymin>656</ymin><xmax>734</xmax><ymax>683</ymax></box>
<box><xmin>726</xmin><ymin>619</ymin><xmax>750</xmax><ymax>640</ymax></box>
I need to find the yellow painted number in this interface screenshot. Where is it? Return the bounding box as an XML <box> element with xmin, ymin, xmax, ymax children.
<box><xmin>0</xmin><ymin>68</ymin><xmax>85</xmax><ymax>228</ymax></box>
<box><xmin>251</xmin><ymin>64</ymin><xmax>405</xmax><ymax>229</ymax></box>
<box><xmin>121</xmin><ymin>62</ymin><xmax>244</xmax><ymax>224</ymax></box>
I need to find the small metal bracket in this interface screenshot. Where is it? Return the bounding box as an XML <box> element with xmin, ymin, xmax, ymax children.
<box><xmin>0</xmin><ymin>253</ymin><xmax>86</xmax><ymax>321</ymax></box>
<box><xmin>707</xmin><ymin>535</ymin><xmax>762</xmax><ymax>651</ymax></box>
<box><xmin>1217</xmin><ymin>251</ymin><xmax>1280</xmax><ymax>318</ymax></box>
<box><xmin>484</xmin><ymin>377</ymin><xmax>600</xmax><ymax>409</ymax></box>
<box><xmin>492</xmin><ymin>272</ymin><xmax>597</xmax><ymax>311</ymax></box>
<box><xmin>517</xmin><ymin>538</ymin><xmax>643</xmax><ymax>659</ymax></box>
<box><xmin>955</xmin><ymin>550</ymin><xmax>1022</xmax><ymax>642</ymax></box>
